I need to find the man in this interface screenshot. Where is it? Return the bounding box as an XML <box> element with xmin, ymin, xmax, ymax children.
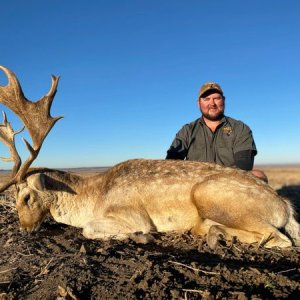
<box><xmin>166</xmin><ymin>82</ymin><xmax>267</xmax><ymax>182</ymax></box>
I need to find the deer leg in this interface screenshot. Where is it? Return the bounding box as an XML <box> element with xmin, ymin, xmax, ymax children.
<box><xmin>83</xmin><ymin>218</ymin><xmax>154</xmax><ymax>243</ymax></box>
<box><xmin>190</xmin><ymin>218</ymin><xmax>269</xmax><ymax>249</ymax></box>
<box><xmin>190</xmin><ymin>218</ymin><xmax>220</xmax><ymax>236</ymax></box>
<box><xmin>83</xmin><ymin>206</ymin><xmax>156</xmax><ymax>243</ymax></box>
<box><xmin>206</xmin><ymin>225</ymin><xmax>264</xmax><ymax>249</ymax></box>
<box><xmin>206</xmin><ymin>224</ymin><xmax>292</xmax><ymax>249</ymax></box>
<box><xmin>258</xmin><ymin>226</ymin><xmax>292</xmax><ymax>248</ymax></box>
<box><xmin>190</xmin><ymin>177</ymin><xmax>293</xmax><ymax>249</ymax></box>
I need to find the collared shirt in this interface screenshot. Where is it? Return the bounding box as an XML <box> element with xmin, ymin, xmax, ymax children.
<box><xmin>166</xmin><ymin>116</ymin><xmax>257</xmax><ymax>169</ymax></box>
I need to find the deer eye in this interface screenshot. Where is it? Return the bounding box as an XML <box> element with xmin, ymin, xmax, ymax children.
<box><xmin>24</xmin><ymin>194</ymin><xmax>30</xmax><ymax>205</ymax></box>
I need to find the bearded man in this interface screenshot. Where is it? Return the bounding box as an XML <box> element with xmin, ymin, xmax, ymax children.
<box><xmin>166</xmin><ymin>82</ymin><xmax>267</xmax><ymax>182</ymax></box>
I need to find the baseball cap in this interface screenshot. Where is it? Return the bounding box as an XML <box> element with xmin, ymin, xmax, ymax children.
<box><xmin>198</xmin><ymin>82</ymin><xmax>223</xmax><ymax>98</ymax></box>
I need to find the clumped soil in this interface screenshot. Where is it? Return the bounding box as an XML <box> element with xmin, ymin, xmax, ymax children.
<box><xmin>1</xmin><ymin>184</ymin><xmax>300</xmax><ymax>299</ymax></box>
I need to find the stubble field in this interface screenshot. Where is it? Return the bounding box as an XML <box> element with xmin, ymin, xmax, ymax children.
<box><xmin>0</xmin><ymin>165</ymin><xmax>300</xmax><ymax>299</ymax></box>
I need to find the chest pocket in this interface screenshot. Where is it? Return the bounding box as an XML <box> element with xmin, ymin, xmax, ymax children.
<box><xmin>216</xmin><ymin>146</ymin><xmax>235</xmax><ymax>166</ymax></box>
<box><xmin>186</xmin><ymin>142</ymin><xmax>207</xmax><ymax>161</ymax></box>
<box><xmin>186</xmin><ymin>126</ymin><xmax>208</xmax><ymax>161</ymax></box>
<box><xmin>215</xmin><ymin>132</ymin><xmax>235</xmax><ymax>166</ymax></box>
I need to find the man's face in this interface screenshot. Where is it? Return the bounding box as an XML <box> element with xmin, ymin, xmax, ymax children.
<box><xmin>198</xmin><ymin>92</ymin><xmax>225</xmax><ymax>121</ymax></box>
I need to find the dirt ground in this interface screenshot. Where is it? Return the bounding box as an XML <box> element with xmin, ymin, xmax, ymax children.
<box><xmin>0</xmin><ymin>166</ymin><xmax>300</xmax><ymax>299</ymax></box>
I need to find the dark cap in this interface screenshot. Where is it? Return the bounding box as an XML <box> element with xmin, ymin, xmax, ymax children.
<box><xmin>198</xmin><ymin>82</ymin><xmax>223</xmax><ymax>98</ymax></box>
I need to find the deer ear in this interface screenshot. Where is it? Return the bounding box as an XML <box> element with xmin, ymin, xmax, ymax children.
<box><xmin>27</xmin><ymin>173</ymin><xmax>46</xmax><ymax>191</ymax></box>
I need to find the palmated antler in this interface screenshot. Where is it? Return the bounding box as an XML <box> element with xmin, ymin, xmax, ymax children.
<box><xmin>0</xmin><ymin>65</ymin><xmax>62</xmax><ymax>191</ymax></box>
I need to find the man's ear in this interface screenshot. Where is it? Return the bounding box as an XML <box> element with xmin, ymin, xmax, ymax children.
<box><xmin>27</xmin><ymin>173</ymin><xmax>46</xmax><ymax>191</ymax></box>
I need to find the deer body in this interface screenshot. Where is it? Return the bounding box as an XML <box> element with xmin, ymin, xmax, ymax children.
<box><xmin>16</xmin><ymin>159</ymin><xmax>300</xmax><ymax>248</ymax></box>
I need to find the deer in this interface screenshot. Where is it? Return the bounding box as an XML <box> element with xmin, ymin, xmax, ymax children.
<box><xmin>0</xmin><ymin>65</ymin><xmax>299</xmax><ymax>250</ymax></box>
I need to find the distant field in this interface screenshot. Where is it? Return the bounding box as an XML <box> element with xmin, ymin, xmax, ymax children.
<box><xmin>1</xmin><ymin>165</ymin><xmax>300</xmax><ymax>189</ymax></box>
<box><xmin>257</xmin><ymin>166</ymin><xmax>300</xmax><ymax>190</ymax></box>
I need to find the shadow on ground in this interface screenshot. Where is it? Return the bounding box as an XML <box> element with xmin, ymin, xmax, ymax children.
<box><xmin>277</xmin><ymin>185</ymin><xmax>300</xmax><ymax>214</ymax></box>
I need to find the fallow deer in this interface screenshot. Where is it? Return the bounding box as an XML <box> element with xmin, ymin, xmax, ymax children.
<box><xmin>0</xmin><ymin>65</ymin><xmax>299</xmax><ymax>249</ymax></box>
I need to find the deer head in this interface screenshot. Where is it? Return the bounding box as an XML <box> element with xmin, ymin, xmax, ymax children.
<box><xmin>0</xmin><ymin>65</ymin><xmax>62</xmax><ymax>192</ymax></box>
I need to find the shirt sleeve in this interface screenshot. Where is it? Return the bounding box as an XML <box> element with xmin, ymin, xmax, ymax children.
<box><xmin>233</xmin><ymin>122</ymin><xmax>257</xmax><ymax>154</ymax></box>
<box><xmin>233</xmin><ymin>150</ymin><xmax>255</xmax><ymax>170</ymax></box>
<box><xmin>232</xmin><ymin>121</ymin><xmax>257</xmax><ymax>170</ymax></box>
<box><xmin>166</xmin><ymin>125</ymin><xmax>190</xmax><ymax>160</ymax></box>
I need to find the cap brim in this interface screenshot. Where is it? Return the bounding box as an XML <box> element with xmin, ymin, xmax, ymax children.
<box><xmin>199</xmin><ymin>88</ymin><xmax>223</xmax><ymax>98</ymax></box>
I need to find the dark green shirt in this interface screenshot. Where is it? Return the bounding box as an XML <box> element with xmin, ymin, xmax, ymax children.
<box><xmin>166</xmin><ymin>116</ymin><xmax>257</xmax><ymax>170</ymax></box>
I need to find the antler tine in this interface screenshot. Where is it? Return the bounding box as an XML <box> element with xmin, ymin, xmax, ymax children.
<box><xmin>0</xmin><ymin>66</ymin><xmax>63</xmax><ymax>149</ymax></box>
<box><xmin>0</xmin><ymin>111</ymin><xmax>25</xmax><ymax>176</ymax></box>
<box><xmin>0</xmin><ymin>65</ymin><xmax>62</xmax><ymax>188</ymax></box>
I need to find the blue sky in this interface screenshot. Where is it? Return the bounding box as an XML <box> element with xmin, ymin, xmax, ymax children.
<box><xmin>0</xmin><ymin>0</ymin><xmax>299</xmax><ymax>168</ymax></box>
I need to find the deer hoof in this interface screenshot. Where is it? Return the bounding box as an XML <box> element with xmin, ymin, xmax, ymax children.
<box><xmin>207</xmin><ymin>226</ymin><xmax>225</xmax><ymax>250</ymax></box>
<box><xmin>129</xmin><ymin>232</ymin><xmax>155</xmax><ymax>244</ymax></box>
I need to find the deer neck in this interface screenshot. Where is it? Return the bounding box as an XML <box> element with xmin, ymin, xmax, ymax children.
<box><xmin>48</xmin><ymin>174</ymin><xmax>104</xmax><ymax>228</ymax></box>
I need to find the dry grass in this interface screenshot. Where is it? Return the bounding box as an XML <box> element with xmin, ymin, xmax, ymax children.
<box><xmin>260</xmin><ymin>166</ymin><xmax>300</xmax><ymax>190</ymax></box>
<box><xmin>0</xmin><ymin>191</ymin><xmax>16</xmax><ymax>212</ymax></box>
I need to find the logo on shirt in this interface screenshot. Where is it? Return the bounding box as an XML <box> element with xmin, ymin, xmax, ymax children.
<box><xmin>223</xmin><ymin>126</ymin><xmax>232</xmax><ymax>136</ymax></box>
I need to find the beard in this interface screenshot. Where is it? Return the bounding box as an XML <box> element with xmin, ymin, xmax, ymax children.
<box><xmin>201</xmin><ymin>109</ymin><xmax>224</xmax><ymax>121</ymax></box>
